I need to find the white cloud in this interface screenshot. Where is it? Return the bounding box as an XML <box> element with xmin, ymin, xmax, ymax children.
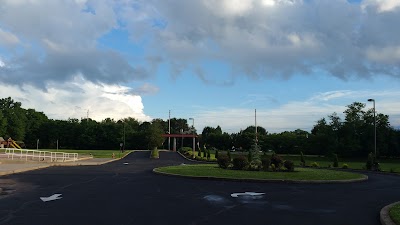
<box><xmin>0</xmin><ymin>28</ymin><xmax>19</xmax><ymax>46</ymax></box>
<box><xmin>0</xmin><ymin>77</ymin><xmax>151</xmax><ymax>122</ymax></box>
<box><xmin>366</xmin><ymin>46</ymin><xmax>400</xmax><ymax>64</ymax></box>
<box><xmin>363</xmin><ymin>0</ymin><xmax>400</xmax><ymax>12</ymax></box>
<box><xmin>193</xmin><ymin>90</ymin><xmax>400</xmax><ymax>133</ymax></box>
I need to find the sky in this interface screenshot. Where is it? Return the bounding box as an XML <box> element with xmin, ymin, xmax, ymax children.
<box><xmin>0</xmin><ymin>0</ymin><xmax>399</xmax><ymax>134</ymax></box>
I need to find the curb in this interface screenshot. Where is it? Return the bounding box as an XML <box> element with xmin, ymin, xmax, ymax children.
<box><xmin>0</xmin><ymin>151</ymin><xmax>134</xmax><ymax>176</ymax></box>
<box><xmin>152</xmin><ymin>168</ymin><xmax>369</xmax><ymax>184</ymax></box>
<box><xmin>0</xmin><ymin>164</ymin><xmax>52</xmax><ymax>176</ymax></box>
<box><xmin>381</xmin><ymin>201</ymin><xmax>400</xmax><ymax>225</ymax></box>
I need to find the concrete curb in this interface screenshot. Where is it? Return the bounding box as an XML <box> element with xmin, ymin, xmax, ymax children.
<box><xmin>0</xmin><ymin>164</ymin><xmax>52</xmax><ymax>176</ymax></box>
<box><xmin>381</xmin><ymin>201</ymin><xmax>400</xmax><ymax>225</ymax></box>
<box><xmin>152</xmin><ymin>168</ymin><xmax>369</xmax><ymax>184</ymax></box>
<box><xmin>0</xmin><ymin>151</ymin><xmax>134</xmax><ymax>176</ymax></box>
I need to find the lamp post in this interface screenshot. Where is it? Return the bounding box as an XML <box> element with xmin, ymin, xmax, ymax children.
<box><xmin>189</xmin><ymin>118</ymin><xmax>195</xmax><ymax>158</ymax></box>
<box><xmin>368</xmin><ymin>99</ymin><xmax>376</xmax><ymax>157</ymax></box>
<box><xmin>168</xmin><ymin>110</ymin><xmax>171</xmax><ymax>151</ymax></box>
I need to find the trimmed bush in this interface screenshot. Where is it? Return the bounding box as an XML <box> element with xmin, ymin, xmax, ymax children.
<box><xmin>179</xmin><ymin>147</ymin><xmax>192</xmax><ymax>153</ymax></box>
<box><xmin>207</xmin><ymin>149</ymin><xmax>211</xmax><ymax>160</ymax></box>
<box><xmin>342</xmin><ymin>163</ymin><xmax>349</xmax><ymax>169</ymax></box>
<box><xmin>248</xmin><ymin>151</ymin><xmax>253</xmax><ymax>162</ymax></box>
<box><xmin>270</xmin><ymin>154</ymin><xmax>283</xmax><ymax>169</ymax></box>
<box><xmin>217</xmin><ymin>154</ymin><xmax>231</xmax><ymax>169</ymax></box>
<box><xmin>300</xmin><ymin>151</ymin><xmax>305</xmax><ymax>167</ymax></box>
<box><xmin>333</xmin><ymin>153</ymin><xmax>339</xmax><ymax>168</ymax></box>
<box><xmin>284</xmin><ymin>160</ymin><xmax>295</xmax><ymax>172</ymax></box>
<box><xmin>215</xmin><ymin>149</ymin><xmax>219</xmax><ymax>159</ymax></box>
<box><xmin>311</xmin><ymin>162</ymin><xmax>319</xmax><ymax>168</ymax></box>
<box><xmin>232</xmin><ymin>155</ymin><xmax>249</xmax><ymax>170</ymax></box>
<box><xmin>198</xmin><ymin>149</ymin><xmax>202</xmax><ymax>157</ymax></box>
<box><xmin>249</xmin><ymin>159</ymin><xmax>262</xmax><ymax>171</ymax></box>
<box><xmin>150</xmin><ymin>148</ymin><xmax>159</xmax><ymax>159</ymax></box>
<box><xmin>261</xmin><ymin>157</ymin><xmax>271</xmax><ymax>171</ymax></box>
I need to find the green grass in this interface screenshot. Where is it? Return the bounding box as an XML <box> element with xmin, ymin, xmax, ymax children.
<box><xmin>155</xmin><ymin>164</ymin><xmax>365</xmax><ymax>181</ymax></box>
<box><xmin>390</xmin><ymin>203</ymin><xmax>400</xmax><ymax>225</ymax></box>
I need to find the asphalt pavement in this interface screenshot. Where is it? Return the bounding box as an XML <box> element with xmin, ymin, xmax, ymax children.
<box><xmin>0</xmin><ymin>151</ymin><xmax>399</xmax><ymax>225</ymax></box>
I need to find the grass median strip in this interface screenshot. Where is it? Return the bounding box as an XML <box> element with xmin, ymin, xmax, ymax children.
<box><xmin>390</xmin><ymin>203</ymin><xmax>400</xmax><ymax>225</ymax></box>
<box><xmin>154</xmin><ymin>164</ymin><xmax>366</xmax><ymax>181</ymax></box>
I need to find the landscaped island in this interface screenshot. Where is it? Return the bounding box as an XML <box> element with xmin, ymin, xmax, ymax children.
<box><xmin>154</xmin><ymin>164</ymin><xmax>367</xmax><ymax>182</ymax></box>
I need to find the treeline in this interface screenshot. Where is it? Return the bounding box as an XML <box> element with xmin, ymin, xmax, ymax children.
<box><xmin>0</xmin><ymin>97</ymin><xmax>399</xmax><ymax>157</ymax></box>
<box><xmin>201</xmin><ymin>102</ymin><xmax>400</xmax><ymax>157</ymax></box>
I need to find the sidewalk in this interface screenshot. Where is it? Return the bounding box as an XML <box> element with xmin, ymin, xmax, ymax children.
<box><xmin>0</xmin><ymin>157</ymin><xmax>117</xmax><ymax>176</ymax></box>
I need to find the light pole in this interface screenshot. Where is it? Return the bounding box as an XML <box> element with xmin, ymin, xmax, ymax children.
<box><xmin>368</xmin><ymin>99</ymin><xmax>376</xmax><ymax>157</ymax></box>
<box><xmin>189</xmin><ymin>118</ymin><xmax>195</xmax><ymax>158</ymax></box>
<box><xmin>168</xmin><ymin>110</ymin><xmax>171</xmax><ymax>151</ymax></box>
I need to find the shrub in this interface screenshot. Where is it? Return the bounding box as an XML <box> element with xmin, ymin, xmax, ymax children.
<box><xmin>249</xmin><ymin>159</ymin><xmax>262</xmax><ymax>171</ymax></box>
<box><xmin>271</xmin><ymin>163</ymin><xmax>276</xmax><ymax>172</ymax></box>
<box><xmin>232</xmin><ymin>155</ymin><xmax>249</xmax><ymax>170</ymax></box>
<box><xmin>300</xmin><ymin>151</ymin><xmax>305</xmax><ymax>167</ymax></box>
<box><xmin>333</xmin><ymin>154</ymin><xmax>339</xmax><ymax>168</ymax></box>
<box><xmin>390</xmin><ymin>168</ymin><xmax>395</xmax><ymax>173</ymax></box>
<box><xmin>217</xmin><ymin>154</ymin><xmax>231</xmax><ymax>169</ymax></box>
<box><xmin>227</xmin><ymin>150</ymin><xmax>232</xmax><ymax>161</ymax></box>
<box><xmin>150</xmin><ymin>148</ymin><xmax>159</xmax><ymax>159</ymax></box>
<box><xmin>198</xmin><ymin>149</ymin><xmax>202</xmax><ymax>157</ymax></box>
<box><xmin>247</xmin><ymin>151</ymin><xmax>253</xmax><ymax>162</ymax></box>
<box><xmin>270</xmin><ymin>154</ymin><xmax>283</xmax><ymax>169</ymax></box>
<box><xmin>342</xmin><ymin>163</ymin><xmax>349</xmax><ymax>169</ymax></box>
<box><xmin>311</xmin><ymin>162</ymin><xmax>319</xmax><ymax>168</ymax></box>
<box><xmin>284</xmin><ymin>160</ymin><xmax>295</xmax><ymax>172</ymax></box>
<box><xmin>207</xmin><ymin>149</ymin><xmax>211</xmax><ymax>160</ymax></box>
<box><xmin>215</xmin><ymin>149</ymin><xmax>219</xmax><ymax>159</ymax></box>
<box><xmin>261</xmin><ymin>157</ymin><xmax>271</xmax><ymax>171</ymax></box>
<box><xmin>203</xmin><ymin>149</ymin><xmax>207</xmax><ymax>158</ymax></box>
<box><xmin>179</xmin><ymin>147</ymin><xmax>192</xmax><ymax>153</ymax></box>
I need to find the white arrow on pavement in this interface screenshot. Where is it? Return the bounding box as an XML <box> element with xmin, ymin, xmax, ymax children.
<box><xmin>40</xmin><ymin>194</ymin><xmax>63</xmax><ymax>202</ymax></box>
<box><xmin>231</xmin><ymin>192</ymin><xmax>265</xmax><ymax>198</ymax></box>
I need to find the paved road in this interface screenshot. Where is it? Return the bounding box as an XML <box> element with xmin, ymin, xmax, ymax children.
<box><xmin>0</xmin><ymin>151</ymin><xmax>399</xmax><ymax>225</ymax></box>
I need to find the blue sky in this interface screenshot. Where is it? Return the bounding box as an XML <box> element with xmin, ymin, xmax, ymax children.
<box><xmin>0</xmin><ymin>0</ymin><xmax>399</xmax><ymax>133</ymax></box>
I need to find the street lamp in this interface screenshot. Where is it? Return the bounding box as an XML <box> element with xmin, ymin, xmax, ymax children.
<box><xmin>368</xmin><ymin>99</ymin><xmax>376</xmax><ymax>157</ymax></box>
<box><xmin>189</xmin><ymin>118</ymin><xmax>195</xmax><ymax>158</ymax></box>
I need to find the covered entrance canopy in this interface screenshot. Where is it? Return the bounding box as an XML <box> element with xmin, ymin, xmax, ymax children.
<box><xmin>161</xmin><ymin>134</ymin><xmax>198</xmax><ymax>153</ymax></box>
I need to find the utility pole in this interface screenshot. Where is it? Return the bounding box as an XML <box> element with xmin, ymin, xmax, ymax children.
<box><xmin>168</xmin><ymin>110</ymin><xmax>171</xmax><ymax>151</ymax></box>
<box><xmin>255</xmin><ymin>109</ymin><xmax>257</xmax><ymax>151</ymax></box>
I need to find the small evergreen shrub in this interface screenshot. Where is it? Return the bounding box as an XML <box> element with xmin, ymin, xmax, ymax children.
<box><xmin>179</xmin><ymin>147</ymin><xmax>192</xmax><ymax>153</ymax></box>
<box><xmin>207</xmin><ymin>149</ymin><xmax>211</xmax><ymax>160</ymax></box>
<box><xmin>300</xmin><ymin>151</ymin><xmax>306</xmax><ymax>167</ymax></box>
<box><xmin>227</xmin><ymin>150</ymin><xmax>232</xmax><ymax>161</ymax></box>
<box><xmin>215</xmin><ymin>149</ymin><xmax>219</xmax><ymax>159</ymax></box>
<box><xmin>271</xmin><ymin>163</ymin><xmax>276</xmax><ymax>171</ymax></box>
<box><xmin>270</xmin><ymin>154</ymin><xmax>283</xmax><ymax>169</ymax></box>
<box><xmin>284</xmin><ymin>160</ymin><xmax>295</xmax><ymax>172</ymax></box>
<box><xmin>217</xmin><ymin>154</ymin><xmax>231</xmax><ymax>169</ymax></box>
<box><xmin>311</xmin><ymin>162</ymin><xmax>319</xmax><ymax>168</ymax></box>
<box><xmin>249</xmin><ymin>159</ymin><xmax>262</xmax><ymax>171</ymax></box>
<box><xmin>150</xmin><ymin>148</ymin><xmax>159</xmax><ymax>159</ymax></box>
<box><xmin>232</xmin><ymin>155</ymin><xmax>249</xmax><ymax>170</ymax></box>
<box><xmin>247</xmin><ymin>151</ymin><xmax>253</xmax><ymax>162</ymax></box>
<box><xmin>342</xmin><ymin>163</ymin><xmax>349</xmax><ymax>169</ymax></box>
<box><xmin>333</xmin><ymin>153</ymin><xmax>339</xmax><ymax>168</ymax></box>
<box><xmin>261</xmin><ymin>157</ymin><xmax>271</xmax><ymax>171</ymax></box>
<box><xmin>198</xmin><ymin>149</ymin><xmax>202</xmax><ymax>157</ymax></box>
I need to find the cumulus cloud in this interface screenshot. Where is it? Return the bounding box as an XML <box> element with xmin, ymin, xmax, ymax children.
<box><xmin>0</xmin><ymin>77</ymin><xmax>150</xmax><ymax>122</ymax></box>
<box><xmin>193</xmin><ymin>90</ymin><xmax>400</xmax><ymax>133</ymax></box>
<box><xmin>119</xmin><ymin>0</ymin><xmax>400</xmax><ymax>81</ymax></box>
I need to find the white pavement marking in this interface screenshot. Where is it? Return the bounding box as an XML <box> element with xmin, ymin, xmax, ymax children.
<box><xmin>40</xmin><ymin>194</ymin><xmax>63</xmax><ymax>202</ymax></box>
<box><xmin>231</xmin><ymin>192</ymin><xmax>265</xmax><ymax>198</ymax></box>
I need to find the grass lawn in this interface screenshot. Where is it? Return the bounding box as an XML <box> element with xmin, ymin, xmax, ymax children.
<box><xmin>390</xmin><ymin>203</ymin><xmax>400</xmax><ymax>225</ymax></box>
<box><xmin>154</xmin><ymin>164</ymin><xmax>366</xmax><ymax>181</ymax></box>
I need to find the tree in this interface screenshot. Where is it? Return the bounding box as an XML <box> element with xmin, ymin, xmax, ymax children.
<box><xmin>146</xmin><ymin>122</ymin><xmax>164</xmax><ymax>149</ymax></box>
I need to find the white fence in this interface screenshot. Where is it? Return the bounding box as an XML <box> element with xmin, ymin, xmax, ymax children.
<box><xmin>4</xmin><ymin>148</ymin><xmax>79</xmax><ymax>162</ymax></box>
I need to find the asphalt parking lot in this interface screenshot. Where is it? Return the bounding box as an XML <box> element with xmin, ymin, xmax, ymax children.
<box><xmin>0</xmin><ymin>151</ymin><xmax>399</xmax><ymax>225</ymax></box>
